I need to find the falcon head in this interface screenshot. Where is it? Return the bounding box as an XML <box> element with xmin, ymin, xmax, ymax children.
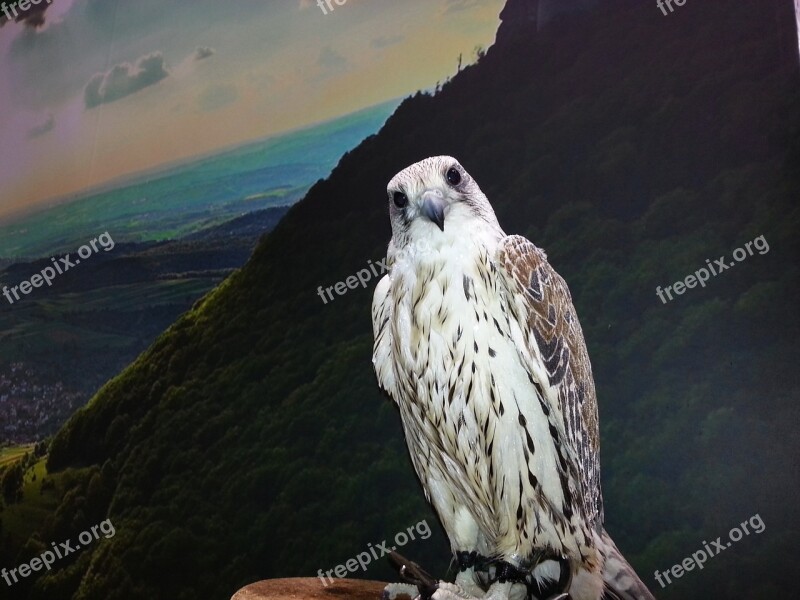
<box><xmin>386</xmin><ymin>156</ymin><xmax>501</xmax><ymax>248</ymax></box>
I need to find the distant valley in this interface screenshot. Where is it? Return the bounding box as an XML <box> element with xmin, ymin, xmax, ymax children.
<box><xmin>0</xmin><ymin>204</ymin><xmax>290</xmax><ymax>443</ymax></box>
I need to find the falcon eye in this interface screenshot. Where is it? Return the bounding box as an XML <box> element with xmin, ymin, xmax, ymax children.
<box><xmin>392</xmin><ymin>191</ymin><xmax>409</xmax><ymax>208</ymax></box>
<box><xmin>446</xmin><ymin>167</ymin><xmax>462</xmax><ymax>186</ymax></box>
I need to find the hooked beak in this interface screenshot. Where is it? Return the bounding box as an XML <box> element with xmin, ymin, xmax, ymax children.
<box><xmin>420</xmin><ymin>189</ymin><xmax>446</xmax><ymax>231</ymax></box>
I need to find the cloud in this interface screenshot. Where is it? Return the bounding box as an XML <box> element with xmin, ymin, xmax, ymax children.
<box><xmin>193</xmin><ymin>46</ymin><xmax>216</xmax><ymax>61</ymax></box>
<box><xmin>317</xmin><ymin>46</ymin><xmax>348</xmax><ymax>71</ymax></box>
<box><xmin>197</xmin><ymin>83</ymin><xmax>238</xmax><ymax>112</ymax></box>
<box><xmin>371</xmin><ymin>34</ymin><xmax>405</xmax><ymax>49</ymax></box>
<box><xmin>84</xmin><ymin>52</ymin><xmax>169</xmax><ymax>109</ymax></box>
<box><xmin>312</xmin><ymin>46</ymin><xmax>350</xmax><ymax>83</ymax></box>
<box><xmin>27</xmin><ymin>114</ymin><xmax>55</xmax><ymax>139</ymax></box>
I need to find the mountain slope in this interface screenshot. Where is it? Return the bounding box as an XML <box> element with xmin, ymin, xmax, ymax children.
<box><xmin>5</xmin><ymin>1</ymin><xmax>798</xmax><ymax>599</ymax></box>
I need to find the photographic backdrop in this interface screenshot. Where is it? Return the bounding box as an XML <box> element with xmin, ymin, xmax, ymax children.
<box><xmin>0</xmin><ymin>1</ymin><xmax>798</xmax><ymax>599</ymax></box>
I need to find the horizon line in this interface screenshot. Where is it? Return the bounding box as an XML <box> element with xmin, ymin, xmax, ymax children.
<box><xmin>0</xmin><ymin>96</ymin><xmax>404</xmax><ymax>227</ymax></box>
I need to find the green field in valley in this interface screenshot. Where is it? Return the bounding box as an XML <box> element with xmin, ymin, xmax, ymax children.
<box><xmin>0</xmin><ymin>444</ymin><xmax>35</xmax><ymax>468</ymax></box>
<box><xmin>0</xmin><ymin>453</ymin><xmax>74</xmax><ymax>551</ymax></box>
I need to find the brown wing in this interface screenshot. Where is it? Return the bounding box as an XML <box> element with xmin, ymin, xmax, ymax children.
<box><xmin>497</xmin><ymin>234</ymin><xmax>603</xmax><ymax>529</ymax></box>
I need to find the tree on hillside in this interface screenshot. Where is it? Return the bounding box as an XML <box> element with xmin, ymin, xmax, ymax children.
<box><xmin>2</xmin><ymin>462</ymin><xmax>24</xmax><ymax>504</ymax></box>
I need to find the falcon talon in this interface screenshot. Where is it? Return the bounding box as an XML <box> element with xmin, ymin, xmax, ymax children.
<box><xmin>432</xmin><ymin>582</ymin><xmax>475</xmax><ymax>600</ymax></box>
<box><xmin>383</xmin><ymin>582</ymin><xmax>425</xmax><ymax>600</ymax></box>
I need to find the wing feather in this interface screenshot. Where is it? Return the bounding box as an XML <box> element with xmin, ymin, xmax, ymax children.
<box><xmin>496</xmin><ymin>234</ymin><xmax>603</xmax><ymax>529</ymax></box>
<box><xmin>372</xmin><ymin>273</ymin><xmax>396</xmax><ymax>394</ymax></box>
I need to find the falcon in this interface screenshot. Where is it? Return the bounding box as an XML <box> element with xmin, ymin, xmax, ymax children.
<box><xmin>372</xmin><ymin>157</ymin><xmax>655</xmax><ymax>600</ymax></box>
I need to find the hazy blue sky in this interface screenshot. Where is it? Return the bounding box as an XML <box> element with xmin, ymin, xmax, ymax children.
<box><xmin>0</xmin><ymin>0</ymin><xmax>505</xmax><ymax>218</ymax></box>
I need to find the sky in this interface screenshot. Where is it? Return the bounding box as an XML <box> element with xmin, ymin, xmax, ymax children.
<box><xmin>0</xmin><ymin>0</ymin><xmax>506</xmax><ymax>220</ymax></box>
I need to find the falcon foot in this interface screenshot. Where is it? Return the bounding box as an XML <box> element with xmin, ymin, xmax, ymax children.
<box><xmin>383</xmin><ymin>551</ymin><xmax>570</xmax><ymax>600</ymax></box>
<box><xmin>431</xmin><ymin>580</ymin><xmax>526</xmax><ymax>600</ymax></box>
<box><xmin>383</xmin><ymin>583</ymin><xmax>427</xmax><ymax>600</ymax></box>
<box><xmin>429</xmin><ymin>580</ymin><xmax>568</xmax><ymax>600</ymax></box>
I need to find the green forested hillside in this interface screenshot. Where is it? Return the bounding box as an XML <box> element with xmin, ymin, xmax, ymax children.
<box><xmin>2</xmin><ymin>0</ymin><xmax>798</xmax><ymax>598</ymax></box>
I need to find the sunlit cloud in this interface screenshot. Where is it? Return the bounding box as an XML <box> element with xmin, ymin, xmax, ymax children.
<box><xmin>371</xmin><ymin>34</ymin><xmax>404</xmax><ymax>49</ymax></box>
<box><xmin>84</xmin><ymin>52</ymin><xmax>170</xmax><ymax>109</ymax></box>
<box><xmin>193</xmin><ymin>46</ymin><xmax>216</xmax><ymax>61</ymax></box>
<box><xmin>27</xmin><ymin>114</ymin><xmax>55</xmax><ymax>139</ymax></box>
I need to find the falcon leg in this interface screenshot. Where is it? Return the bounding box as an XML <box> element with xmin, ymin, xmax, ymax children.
<box><xmin>425</xmin><ymin>498</ymin><xmax>487</xmax><ymax>599</ymax></box>
<box><xmin>482</xmin><ymin>561</ymin><xmax>528</xmax><ymax>600</ymax></box>
<box><xmin>454</xmin><ymin>550</ymin><xmax>486</xmax><ymax>598</ymax></box>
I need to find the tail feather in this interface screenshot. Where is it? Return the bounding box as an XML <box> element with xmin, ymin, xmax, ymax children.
<box><xmin>600</xmin><ymin>530</ymin><xmax>656</xmax><ymax>600</ymax></box>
